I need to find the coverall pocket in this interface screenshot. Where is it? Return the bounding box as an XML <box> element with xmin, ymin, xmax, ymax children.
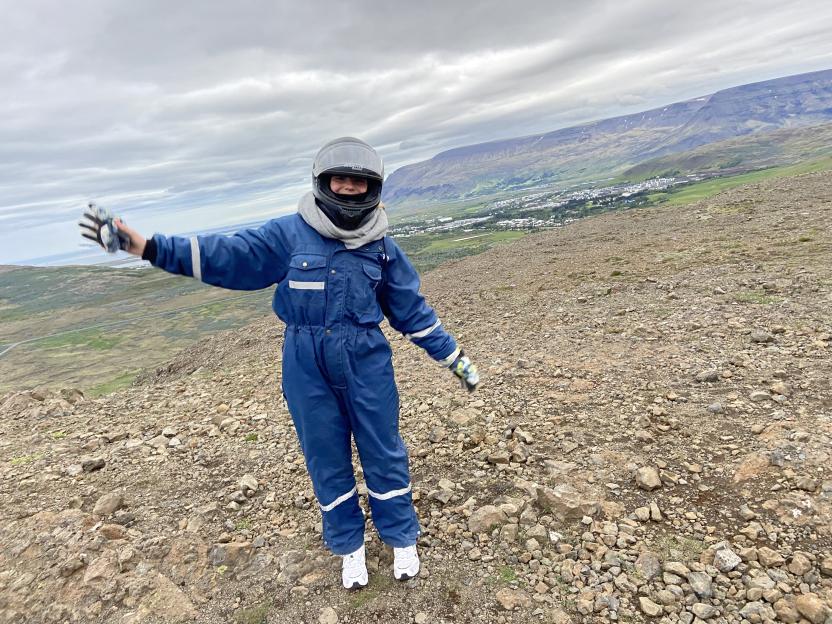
<box><xmin>350</xmin><ymin>262</ymin><xmax>383</xmax><ymax>324</ymax></box>
<box><xmin>286</xmin><ymin>254</ymin><xmax>328</xmax><ymax>324</ymax></box>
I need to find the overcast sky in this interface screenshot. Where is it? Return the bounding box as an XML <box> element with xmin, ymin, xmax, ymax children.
<box><xmin>1</xmin><ymin>0</ymin><xmax>830</xmax><ymax>265</ymax></box>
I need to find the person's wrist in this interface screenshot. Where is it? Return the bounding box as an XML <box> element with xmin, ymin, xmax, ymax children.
<box><xmin>141</xmin><ymin>237</ymin><xmax>156</xmax><ymax>262</ymax></box>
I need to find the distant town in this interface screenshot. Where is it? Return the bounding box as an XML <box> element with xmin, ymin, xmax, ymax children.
<box><xmin>390</xmin><ymin>174</ymin><xmax>704</xmax><ymax>237</ymax></box>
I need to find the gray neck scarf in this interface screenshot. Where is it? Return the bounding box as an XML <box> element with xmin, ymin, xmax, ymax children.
<box><xmin>297</xmin><ymin>191</ymin><xmax>388</xmax><ymax>249</ymax></box>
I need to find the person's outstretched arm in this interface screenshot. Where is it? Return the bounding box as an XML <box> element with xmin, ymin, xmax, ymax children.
<box><xmin>378</xmin><ymin>237</ymin><xmax>479</xmax><ymax>390</ymax></box>
<box><xmin>115</xmin><ymin>218</ymin><xmax>289</xmax><ymax>291</ymax></box>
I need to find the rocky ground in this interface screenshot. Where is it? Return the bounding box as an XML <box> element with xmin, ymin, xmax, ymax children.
<box><xmin>1</xmin><ymin>171</ymin><xmax>831</xmax><ymax>624</ymax></box>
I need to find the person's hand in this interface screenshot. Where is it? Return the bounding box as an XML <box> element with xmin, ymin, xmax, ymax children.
<box><xmin>448</xmin><ymin>349</ymin><xmax>479</xmax><ymax>392</ymax></box>
<box><xmin>79</xmin><ymin>203</ymin><xmax>145</xmax><ymax>256</ymax></box>
<box><xmin>113</xmin><ymin>218</ymin><xmax>146</xmax><ymax>256</ymax></box>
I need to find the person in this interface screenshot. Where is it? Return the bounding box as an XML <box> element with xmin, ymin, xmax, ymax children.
<box><xmin>79</xmin><ymin>136</ymin><xmax>480</xmax><ymax>590</ymax></box>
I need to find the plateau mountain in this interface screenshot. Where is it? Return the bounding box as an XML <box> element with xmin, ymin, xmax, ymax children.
<box><xmin>383</xmin><ymin>69</ymin><xmax>832</xmax><ymax>204</ymax></box>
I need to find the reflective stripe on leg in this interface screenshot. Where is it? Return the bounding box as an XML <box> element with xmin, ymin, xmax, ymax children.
<box><xmin>320</xmin><ymin>486</ymin><xmax>357</xmax><ymax>512</ymax></box>
<box><xmin>438</xmin><ymin>347</ymin><xmax>461</xmax><ymax>367</ymax></box>
<box><xmin>404</xmin><ymin>320</ymin><xmax>441</xmax><ymax>340</ymax></box>
<box><xmin>366</xmin><ymin>482</ymin><xmax>412</xmax><ymax>501</ymax></box>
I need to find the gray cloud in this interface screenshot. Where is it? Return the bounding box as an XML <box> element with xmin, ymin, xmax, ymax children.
<box><xmin>1</xmin><ymin>0</ymin><xmax>830</xmax><ymax>263</ymax></box>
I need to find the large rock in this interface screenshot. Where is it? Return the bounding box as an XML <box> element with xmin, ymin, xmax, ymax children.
<box><xmin>687</xmin><ymin>571</ymin><xmax>713</xmax><ymax>598</ymax></box>
<box><xmin>757</xmin><ymin>546</ymin><xmax>784</xmax><ymax>567</ymax></box>
<box><xmin>128</xmin><ymin>572</ymin><xmax>198</xmax><ymax>623</ymax></box>
<box><xmin>536</xmin><ymin>484</ymin><xmax>600</xmax><ymax>520</ymax></box>
<box><xmin>0</xmin><ymin>391</ymin><xmax>42</xmax><ymax>413</ymax></box>
<box><xmin>81</xmin><ymin>456</ymin><xmax>106</xmax><ymax>472</ymax></box>
<box><xmin>635</xmin><ymin>466</ymin><xmax>662</xmax><ymax>490</ymax></box>
<box><xmin>794</xmin><ymin>476</ymin><xmax>818</xmax><ymax>492</ymax></box>
<box><xmin>713</xmin><ymin>547</ymin><xmax>742</xmax><ymax>572</ymax></box>
<box><xmin>450</xmin><ymin>408</ymin><xmax>478</xmax><ymax>425</ymax></box>
<box><xmin>93</xmin><ymin>492</ymin><xmax>124</xmax><ymax>516</ymax></box>
<box><xmin>319</xmin><ymin>606</ymin><xmax>338</xmax><ymax>624</ymax></box>
<box><xmin>787</xmin><ymin>552</ymin><xmax>812</xmax><ymax>575</ymax></box>
<box><xmin>239</xmin><ymin>474</ymin><xmax>259</xmax><ymax>495</ymax></box>
<box><xmin>487</xmin><ymin>450</ymin><xmax>511</xmax><ymax>464</ymax></box>
<box><xmin>146</xmin><ymin>434</ymin><xmax>169</xmax><ymax>450</ymax></box>
<box><xmin>750</xmin><ymin>329</ymin><xmax>774</xmax><ymax>343</ymax></box>
<box><xmin>197</xmin><ymin>501</ymin><xmax>222</xmax><ymax>519</ymax></box>
<box><xmin>638</xmin><ymin>597</ymin><xmax>662</xmax><ymax>617</ymax></box>
<box><xmin>209</xmin><ymin>542</ymin><xmax>253</xmax><ymax>570</ymax></box>
<box><xmin>795</xmin><ymin>594</ymin><xmax>830</xmax><ymax>624</ymax></box>
<box><xmin>691</xmin><ymin>603</ymin><xmax>718</xmax><ymax>619</ymax></box>
<box><xmin>495</xmin><ymin>588</ymin><xmax>531</xmax><ymax>610</ymax></box>
<box><xmin>773</xmin><ymin>598</ymin><xmax>801</xmax><ymax>624</ymax></box>
<box><xmin>83</xmin><ymin>550</ymin><xmax>117</xmax><ymax>584</ymax></box>
<box><xmin>695</xmin><ymin>369</ymin><xmax>719</xmax><ymax>382</ymax></box>
<box><xmin>739</xmin><ymin>601</ymin><xmax>775</xmax><ymax>620</ymax></box>
<box><xmin>468</xmin><ymin>505</ymin><xmax>508</xmax><ymax>534</ymax></box>
<box><xmin>635</xmin><ymin>551</ymin><xmax>662</xmax><ymax>580</ymax></box>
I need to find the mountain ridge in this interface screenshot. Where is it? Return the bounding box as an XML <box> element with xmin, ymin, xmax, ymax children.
<box><xmin>383</xmin><ymin>68</ymin><xmax>832</xmax><ymax>204</ymax></box>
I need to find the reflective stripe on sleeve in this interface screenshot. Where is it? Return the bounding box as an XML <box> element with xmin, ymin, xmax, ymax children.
<box><xmin>190</xmin><ymin>236</ymin><xmax>202</xmax><ymax>281</ymax></box>
<box><xmin>319</xmin><ymin>486</ymin><xmax>357</xmax><ymax>512</ymax></box>
<box><xmin>404</xmin><ymin>319</ymin><xmax>441</xmax><ymax>340</ymax></box>
<box><xmin>438</xmin><ymin>347</ymin><xmax>461</xmax><ymax>367</ymax></box>
<box><xmin>366</xmin><ymin>482</ymin><xmax>412</xmax><ymax>501</ymax></box>
<box><xmin>289</xmin><ymin>280</ymin><xmax>325</xmax><ymax>290</ymax></box>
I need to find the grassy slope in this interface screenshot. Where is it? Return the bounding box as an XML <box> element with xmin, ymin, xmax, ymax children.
<box><xmin>0</xmin><ymin>266</ymin><xmax>274</xmax><ymax>396</ymax></box>
<box><xmin>622</xmin><ymin>122</ymin><xmax>832</xmax><ymax>181</ymax></box>
<box><xmin>644</xmin><ymin>156</ymin><xmax>832</xmax><ymax>207</ymax></box>
<box><xmin>396</xmin><ymin>231</ymin><xmax>527</xmax><ymax>273</ymax></box>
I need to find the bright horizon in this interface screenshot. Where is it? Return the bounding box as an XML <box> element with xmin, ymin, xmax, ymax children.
<box><xmin>2</xmin><ymin>0</ymin><xmax>831</xmax><ymax>266</ymax></box>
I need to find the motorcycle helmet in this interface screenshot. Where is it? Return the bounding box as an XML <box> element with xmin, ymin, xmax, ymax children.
<box><xmin>312</xmin><ymin>136</ymin><xmax>384</xmax><ymax>229</ymax></box>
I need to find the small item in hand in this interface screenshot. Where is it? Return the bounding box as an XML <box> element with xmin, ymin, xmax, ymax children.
<box><xmin>449</xmin><ymin>349</ymin><xmax>479</xmax><ymax>392</ymax></box>
<box><xmin>79</xmin><ymin>202</ymin><xmax>131</xmax><ymax>253</ymax></box>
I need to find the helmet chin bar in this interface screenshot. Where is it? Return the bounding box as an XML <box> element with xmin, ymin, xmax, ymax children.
<box><xmin>316</xmin><ymin>196</ymin><xmax>377</xmax><ymax>230</ymax></box>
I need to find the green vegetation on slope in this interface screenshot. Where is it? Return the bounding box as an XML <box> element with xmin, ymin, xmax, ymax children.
<box><xmin>623</xmin><ymin>123</ymin><xmax>832</xmax><ymax>181</ymax></box>
<box><xmin>0</xmin><ymin>265</ymin><xmax>274</xmax><ymax>395</ymax></box>
<box><xmin>644</xmin><ymin>157</ymin><xmax>832</xmax><ymax>207</ymax></box>
<box><xmin>397</xmin><ymin>230</ymin><xmax>527</xmax><ymax>272</ymax></box>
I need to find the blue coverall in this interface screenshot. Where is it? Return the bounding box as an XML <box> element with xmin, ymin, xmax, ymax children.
<box><xmin>148</xmin><ymin>213</ymin><xmax>459</xmax><ymax>554</ymax></box>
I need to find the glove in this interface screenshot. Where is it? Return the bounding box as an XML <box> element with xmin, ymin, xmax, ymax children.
<box><xmin>79</xmin><ymin>202</ymin><xmax>131</xmax><ymax>254</ymax></box>
<box><xmin>449</xmin><ymin>349</ymin><xmax>479</xmax><ymax>392</ymax></box>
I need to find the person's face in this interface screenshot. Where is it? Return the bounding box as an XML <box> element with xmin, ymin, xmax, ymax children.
<box><xmin>330</xmin><ymin>175</ymin><xmax>368</xmax><ymax>195</ymax></box>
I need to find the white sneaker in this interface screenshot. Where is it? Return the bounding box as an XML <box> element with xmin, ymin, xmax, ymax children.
<box><xmin>341</xmin><ymin>545</ymin><xmax>368</xmax><ymax>590</ymax></box>
<box><xmin>393</xmin><ymin>544</ymin><xmax>420</xmax><ymax>581</ymax></box>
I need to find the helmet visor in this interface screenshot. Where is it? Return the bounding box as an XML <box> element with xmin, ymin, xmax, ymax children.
<box><xmin>313</xmin><ymin>137</ymin><xmax>383</xmax><ymax>181</ymax></box>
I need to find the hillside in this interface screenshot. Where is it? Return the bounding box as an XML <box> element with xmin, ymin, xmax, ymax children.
<box><xmin>623</xmin><ymin>124</ymin><xmax>832</xmax><ymax>180</ymax></box>
<box><xmin>383</xmin><ymin>69</ymin><xmax>832</xmax><ymax>204</ymax></box>
<box><xmin>1</xmin><ymin>171</ymin><xmax>831</xmax><ymax>623</ymax></box>
<box><xmin>0</xmin><ymin>264</ymin><xmax>273</xmax><ymax>396</ymax></box>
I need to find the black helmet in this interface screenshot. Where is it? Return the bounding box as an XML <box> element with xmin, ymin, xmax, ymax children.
<box><xmin>312</xmin><ymin>137</ymin><xmax>384</xmax><ymax>229</ymax></box>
